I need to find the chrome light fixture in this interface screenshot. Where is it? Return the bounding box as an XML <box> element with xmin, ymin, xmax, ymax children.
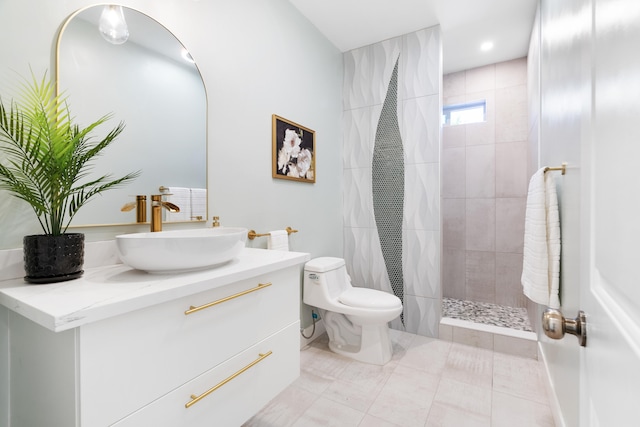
<box><xmin>99</xmin><ymin>5</ymin><xmax>129</xmax><ymax>45</ymax></box>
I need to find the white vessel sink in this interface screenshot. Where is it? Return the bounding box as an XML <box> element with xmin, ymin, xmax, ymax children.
<box><xmin>116</xmin><ymin>227</ymin><xmax>247</xmax><ymax>273</ymax></box>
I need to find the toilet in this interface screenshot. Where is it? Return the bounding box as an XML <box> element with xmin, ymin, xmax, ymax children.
<box><xmin>303</xmin><ymin>257</ymin><xmax>402</xmax><ymax>365</ymax></box>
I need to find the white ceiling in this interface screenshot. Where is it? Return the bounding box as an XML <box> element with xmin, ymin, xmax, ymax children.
<box><xmin>288</xmin><ymin>0</ymin><xmax>539</xmax><ymax>74</ymax></box>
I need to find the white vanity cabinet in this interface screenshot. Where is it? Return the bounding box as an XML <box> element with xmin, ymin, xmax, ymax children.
<box><xmin>0</xmin><ymin>248</ymin><xmax>309</xmax><ymax>427</ymax></box>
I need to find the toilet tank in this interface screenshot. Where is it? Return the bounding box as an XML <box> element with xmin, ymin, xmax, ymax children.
<box><xmin>303</xmin><ymin>257</ymin><xmax>351</xmax><ymax>307</ymax></box>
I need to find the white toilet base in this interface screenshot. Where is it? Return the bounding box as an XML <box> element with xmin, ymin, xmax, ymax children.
<box><xmin>322</xmin><ymin>310</ymin><xmax>394</xmax><ymax>365</ymax></box>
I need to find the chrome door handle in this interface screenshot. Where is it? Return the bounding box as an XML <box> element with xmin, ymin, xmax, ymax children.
<box><xmin>542</xmin><ymin>308</ymin><xmax>587</xmax><ymax>347</ymax></box>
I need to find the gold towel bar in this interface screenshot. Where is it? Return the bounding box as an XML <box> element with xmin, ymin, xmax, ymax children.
<box><xmin>544</xmin><ymin>162</ymin><xmax>567</xmax><ymax>175</ymax></box>
<box><xmin>247</xmin><ymin>226</ymin><xmax>298</xmax><ymax>240</ymax></box>
<box><xmin>185</xmin><ymin>351</ymin><xmax>273</xmax><ymax>408</ymax></box>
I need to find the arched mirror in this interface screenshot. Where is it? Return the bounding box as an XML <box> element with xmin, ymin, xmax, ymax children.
<box><xmin>56</xmin><ymin>5</ymin><xmax>207</xmax><ymax>226</ymax></box>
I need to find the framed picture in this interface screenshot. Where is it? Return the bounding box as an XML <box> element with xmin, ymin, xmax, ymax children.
<box><xmin>272</xmin><ymin>114</ymin><xmax>316</xmax><ymax>183</ymax></box>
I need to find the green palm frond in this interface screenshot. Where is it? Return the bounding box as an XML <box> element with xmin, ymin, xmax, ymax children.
<box><xmin>0</xmin><ymin>71</ymin><xmax>139</xmax><ymax>235</ymax></box>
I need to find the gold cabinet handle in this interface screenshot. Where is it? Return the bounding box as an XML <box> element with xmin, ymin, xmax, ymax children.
<box><xmin>185</xmin><ymin>351</ymin><xmax>273</xmax><ymax>408</ymax></box>
<box><xmin>184</xmin><ymin>282</ymin><xmax>272</xmax><ymax>315</ymax></box>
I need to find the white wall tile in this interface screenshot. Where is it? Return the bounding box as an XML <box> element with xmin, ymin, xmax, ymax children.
<box><xmin>403</xmin><ymin>229</ymin><xmax>440</xmax><ymax>298</ymax></box>
<box><xmin>343</xmin><ymin>26</ymin><xmax>442</xmax><ymax>337</ymax></box>
<box><xmin>370</xmin><ymin>227</ymin><xmax>393</xmax><ymax>294</ymax></box>
<box><xmin>343</xmin><ymin>227</ymin><xmax>371</xmax><ymax>290</ymax></box>
<box><xmin>343</xmin><ymin>46</ymin><xmax>373</xmax><ymax>111</ymax></box>
<box><xmin>343</xmin><ymin>168</ymin><xmax>373</xmax><ymax>228</ymax></box>
<box><xmin>404</xmin><ymin>295</ymin><xmax>440</xmax><ymax>337</ymax></box>
<box><xmin>402</xmin><ymin>95</ymin><xmax>440</xmax><ymax>164</ymax></box>
<box><xmin>402</xmin><ymin>27</ymin><xmax>441</xmax><ymax>99</ymax></box>
<box><xmin>371</xmin><ymin>37</ymin><xmax>402</xmax><ymax>106</ymax></box>
<box><xmin>404</xmin><ymin>163</ymin><xmax>440</xmax><ymax>231</ymax></box>
<box><xmin>343</xmin><ymin>108</ymin><xmax>372</xmax><ymax>169</ymax></box>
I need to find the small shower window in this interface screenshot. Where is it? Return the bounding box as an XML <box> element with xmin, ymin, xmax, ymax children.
<box><xmin>442</xmin><ymin>100</ymin><xmax>486</xmax><ymax>126</ymax></box>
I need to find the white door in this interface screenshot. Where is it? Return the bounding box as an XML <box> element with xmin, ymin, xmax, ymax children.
<box><xmin>580</xmin><ymin>0</ymin><xmax>640</xmax><ymax>424</ymax></box>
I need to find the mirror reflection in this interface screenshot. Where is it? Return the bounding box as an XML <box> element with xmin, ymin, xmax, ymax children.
<box><xmin>57</xmin><ymin>5</ymin><xmax>207</xmax><ymax>226</ymax></box>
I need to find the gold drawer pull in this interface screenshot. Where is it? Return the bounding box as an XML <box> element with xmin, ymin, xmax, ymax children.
<box><xmin>185</xmin><ymin>351</ymin><xmax>273</xmax><ymax>408</ymax></box>
<box><xmin>184</xmin><ymin>282</ymin><xmax>272</xmax><ymax>315</ymax></box>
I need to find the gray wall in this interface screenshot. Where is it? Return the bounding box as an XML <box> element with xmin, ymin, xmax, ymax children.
<box><xmin>342</xmin><ymin>27</ymin><xmax>442</xmax><ymax>337</ymax></box>
<box><xmin>442</xmin><ymin>57</ymin><xmax>529</xmax><ymax>308</ymax></box>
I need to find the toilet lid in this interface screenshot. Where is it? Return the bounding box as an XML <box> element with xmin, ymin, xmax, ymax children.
<box><xmin>338</xmin><ymin>288</ymin><xmax>401</xmax><ymax>309</ymax></box>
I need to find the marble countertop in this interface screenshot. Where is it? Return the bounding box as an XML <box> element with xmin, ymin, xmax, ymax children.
<box><xmin>0</xmin><ymin>248</ymin><xmax>310</xmax><ymax>333</ymax></box>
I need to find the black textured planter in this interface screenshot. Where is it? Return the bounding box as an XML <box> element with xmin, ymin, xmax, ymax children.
<box><xmin>23</xmin><ymin>233</ymin><xmax>85</xmax><ymax>284</ymax></box>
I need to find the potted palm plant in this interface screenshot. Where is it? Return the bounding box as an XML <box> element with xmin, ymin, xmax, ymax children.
<box><xmin>0</xmin><ymin>72</ymin><xmax>139</xmax><ymax>283</ymax></box>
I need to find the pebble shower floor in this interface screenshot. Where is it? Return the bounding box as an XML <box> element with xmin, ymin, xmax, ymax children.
<box><xmin>442</xmin><ymin>297</ymin><xmax>533</xmax><ymax>332</ymax></box>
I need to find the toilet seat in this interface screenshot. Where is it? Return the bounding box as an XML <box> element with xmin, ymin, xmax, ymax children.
<box><xmin>338</xmin><ymin>288</ymin><xmax>401</xmax><ymax>310</ymax></box>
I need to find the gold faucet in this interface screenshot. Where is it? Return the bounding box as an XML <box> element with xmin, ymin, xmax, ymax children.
<box><xmin>120</xmin><ymin>195</ymin><xmax>148</xmax><ymax>223</ymax></box>
<box><xmin>150</xmin><ymin>194</ymin><xmax>180</xmax><ymax>232</ymax></box>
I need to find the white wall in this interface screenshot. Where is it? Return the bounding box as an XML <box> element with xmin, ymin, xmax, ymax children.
<box><xmin>529</xmin><ymin>1</ymin><xmax>587</xmax><ymax>426</ymax></box>
<box><xmin>0</xmin><ymin>0</ymin><xmax>343</xmax><ymax>256</ymax></box>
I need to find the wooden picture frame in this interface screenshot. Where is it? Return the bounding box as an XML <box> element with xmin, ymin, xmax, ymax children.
<box><xmin>272</xmin><ymin>115</ymin><xmax>316</xmax><ymax>183</ymax></box>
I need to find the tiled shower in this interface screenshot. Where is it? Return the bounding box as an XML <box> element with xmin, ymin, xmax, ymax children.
<box><xmin>441</xmin><ymin>58</ymin><xmax>535</xmax><ymax>347</ymax></box>
<box><xmin>342</xmin><ymin>26</ymin><xmax>532</xmax><ymax>342</ymax></box>
<box><xmin>442</xmin><ymin>58</ymin><xmax>529</xmax><ymax>310</ymax></box>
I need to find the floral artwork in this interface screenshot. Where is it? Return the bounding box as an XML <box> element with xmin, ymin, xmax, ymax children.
<box><xmin>272</xmin><ymin>115</ymin><xmax>316</xmax><ymax>183</ymax></box>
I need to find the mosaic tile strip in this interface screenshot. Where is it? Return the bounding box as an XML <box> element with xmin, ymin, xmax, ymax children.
<box><xmin>372</xmin><ymin>57</ymin><xmax>404</xmax><ymax>321</ymax></box>
<box><xmin>442</xmin><ymin>297</ymin><xmax>533</xmax><ymax>332</ymax></box>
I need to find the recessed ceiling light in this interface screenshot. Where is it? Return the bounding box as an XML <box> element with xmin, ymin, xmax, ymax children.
<box><xmin>480</xmin><ymin>41</ymin><xmax>494</xmax><ymax>52</ymax></box>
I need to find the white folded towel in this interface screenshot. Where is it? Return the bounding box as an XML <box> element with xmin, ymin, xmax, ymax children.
<box><xmin>267</xmin><ymin>230</ymin><xmax>289</xmax><ymax>251</ymax></box>
<box><xmin>163</xmin><ymin>187</ymin><xmax>191</xmax><ymax>222</ymax></box>
<box><xmin>190</xmin><ymin>188</ymin><xmax>207</xmax><ymax>220</ymax></box>
<box><xmin>521</xmin><ymin>168</ymin><xmax>561</xmax><ymax>308</ymax></box>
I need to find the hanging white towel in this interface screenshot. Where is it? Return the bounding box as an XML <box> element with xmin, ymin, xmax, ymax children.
<box><xmin>267</xmin><ymin>230</ymin><xmax>289</xmax><ymax>251</ymax></box>
<box><xmin>521</xmin><ymin>168</ymin><xmax>561</xmax><ymax>308</ymax></box>
<box><xmin>190</xmin><ymin>188</ymin><xmax>207</xmax><ymax>220</ymax></box>
<box><xmin>163</xmin><ymin>187</ymin><xmax>191</xmax><ymax>222</ymax></box>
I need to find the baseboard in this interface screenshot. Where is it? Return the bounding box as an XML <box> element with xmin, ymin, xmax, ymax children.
<box><xmin>538</xmin><ymin>341</ymin><xmax>565</xmax><ymax>427</ymax></box>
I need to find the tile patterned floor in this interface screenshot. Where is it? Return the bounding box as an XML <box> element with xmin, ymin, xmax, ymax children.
<box><xmin>442</xmin><ymin>298</ymin><xmax>533</xmax><ymax>332</ymax></box>
<box><xmin>243</xmin><ymin>330</ymin><xmax>555</xmax><ymax>427</ymax></box>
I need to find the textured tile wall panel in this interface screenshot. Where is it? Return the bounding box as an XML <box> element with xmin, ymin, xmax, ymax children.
<box><xmin>343</xmin><ymin>168</ymin><xmax>373</xmax><ymax>228</ymax></box>
<box><xmin>343</xmin><ymin>107</ymin><xmax>373</xmax><ymax>169</ymax></box>
<box><xmin>342</xmin><ymin>26</ymin><xmax>442</xmax><ymax>338</ymax></box>
<box><xmin>343</xmin><ymin>46</ymin><xmax>373</xmax><ymax>111</ymax></box>
<box><xmin>343</xmin><ymin>227</ymin><xmax>372</xmax><ymax>290</ymax></box>
<box><xmin>402</xmin><ymin>95</ymin><xmax>440</xmax><ymax>164</ymax></box>
<box><xmin>372</xmin><ymin>58</ymin><xmax>405</xmax><ymax>310</ymax></box>
<box><xmin>403</xmin><ymin>163</ymin><xmax>440</xmax><ymax>231</ymax></box>
<box><xmin>372</xmin><ymin>37</ymin><xmax>402</xmax><ymax>106</ymax></box>
<box><xmin>403</xmin><ymin>229</ymin><xmax>440</xmax><ymax>298</ymax></box>
<box><xmin>370</xmin><ymin>227</ymin><xmax>394</xmax><ymax>294</ymax></box>
<box><xmin>404</xmin><ymin>295</ymin><xmax>440</xmax><ymax>336</ymax></box>
<box><xmin>402</xmin><ymin>27</ymin><xmax>440</xmax><ymax>99</ymax></box>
